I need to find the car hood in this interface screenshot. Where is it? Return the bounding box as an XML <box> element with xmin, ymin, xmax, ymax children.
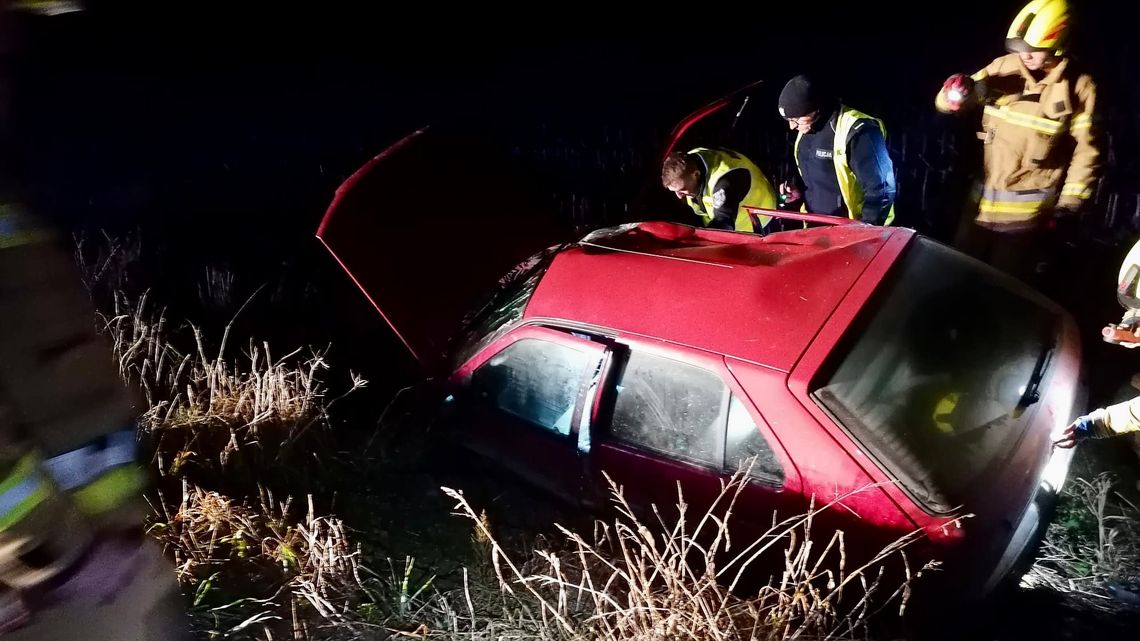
<box><xmin>316</xmin><ymin>127</ymin><xmax>572</xmax><ymax>370</ymax></box>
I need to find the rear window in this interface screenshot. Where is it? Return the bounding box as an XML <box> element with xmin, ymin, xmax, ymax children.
<box><xmin>811</xmin><ymin>238</ymin><xmax>1059</xmax><ymax>513</ymax></box>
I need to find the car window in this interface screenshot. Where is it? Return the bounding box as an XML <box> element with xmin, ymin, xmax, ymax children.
<box><xmin>810</xmin><ymin>238</ymin><xmax>1059</xmax><ymax>513</ymax></box>
<box><xmin>725</xmin><ymin>395</ymin><xmax>785</xmax><ymax>486</ymax></box>
<box><xmin>452</xmin><ymin>248</ymin><xmax>556</xmax><ymax>369</ymax></box>
<box><xmin>608</xmin><ymin>351</ymin><xmax>727</xmax><ymax>467</ymax></box>
<box><xmin>470</xmin><ymin>338</ymin><xmax>592</xmax><ymax>436</ymax></box>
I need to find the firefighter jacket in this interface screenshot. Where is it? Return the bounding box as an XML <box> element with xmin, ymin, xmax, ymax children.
<box><xmin>0</xmin><ymin>205</ymin><xmax>147</xmax><ymax>590</ymax></box>
<box><xmin>1087</xmin><ymin>396</ymin><xmax>1140</xmax><ymax>439</ymax></box>
<box><xmin>683</xmin><ymin>148</ymin><xmax>777</xmax><ymax>233</ymax></box>
<box><xmin>936</xmin><ymin>54</ymin><xmax>1100</xmax><ymax>229</ymax></box>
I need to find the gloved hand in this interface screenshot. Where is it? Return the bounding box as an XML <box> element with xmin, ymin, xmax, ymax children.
<box><xmin>1053</xmin><ymin>414</ymin><xmax>1099</xmax><ymax>448</ymax></box>
<box><xmin>942</xmin><ymin>73</ymin><xmax>975</xmax><ymax>111</ymax></box>
<box><xmin>1047</xmin><ymin>204</ymin><xmax>1081</xmax><ymax>231</ymax></box>
<box><xmin>778</xmin><ymin>181</ymin><xmax>802</xmax><ymax>210</ymax></box>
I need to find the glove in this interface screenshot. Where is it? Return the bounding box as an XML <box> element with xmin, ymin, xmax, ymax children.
<box><xmin>1047</xmin><ymin>205</ymin><xmax>1081</xmax><ymax>234</ymax></box>
<box><xmin>778</xmin><ymin>181</ymin><xmax>802</xmax><ymax>210</ymax></box>
<box><xmin>942</xmin><ymin>74</ymin><xmax>975</xmax><ymax>112</ymax></box>
<box><xmin>1053</xmin><ymin>414</ymin><xmax>1099</xmax><ymax>448</ymax></box>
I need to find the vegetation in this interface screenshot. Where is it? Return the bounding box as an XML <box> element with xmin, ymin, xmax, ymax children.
<box><xmin>1024</xmin><ymin>470</ymin><xmax>1140</xmax><ymax>610</ymax></box>
<box><xmin>72</xmin><ymin>233</ymin><xmax>1140</xmax><ymax>639</ymax></box>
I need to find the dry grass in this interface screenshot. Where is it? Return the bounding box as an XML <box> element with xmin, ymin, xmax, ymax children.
<box><xmin>102</xmin><ymin>289</ymin><xmax>365</xmax><ymax>476</ymax></box>
<box><xmin>151</xmin><ymin>480</ymin><xmax>375</xmax><ymax>640</ymax></box>
<box><xmin>425</xmin><ymin>464</ymin><xmax>939</xmax><ymax>641</ymax></box>
<box><xmin>77</xmin><ymin>235</ymin><xmax>376</xmax><ymax>639</ymax></box>
<box><xmin>1023</xmin><ymin>472</ymin><xmax>1140</xmax><ymax>609</ymax></box>
<box><xmin>77</xmin><ymin>235</ymin><xmax>941</xmax><ymax>640</ymax></box>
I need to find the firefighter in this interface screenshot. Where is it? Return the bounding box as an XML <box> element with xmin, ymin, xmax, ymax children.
<box><xmin>0</xmin><ymin>1</ymin><xmax>188</xmax><ymax>637</ymax></box>
<box><xmin>776</xmin><ymin>74</ymin><xmax>896</xmax><ymax>226</ymax></box>
<box><xmin>660</xmin><ymin>147</ymin><xmax>777</xmax><ymax>233</ymax></box>
<box><xmin>936</xmin><ymin>0</ymin><xmax>1100</xmax><ymax>284</ymax></box>
<box><xmin>1055</xmin><ymin>238</ymin><xmax>1140</xmax><ymax>449</ymax></box>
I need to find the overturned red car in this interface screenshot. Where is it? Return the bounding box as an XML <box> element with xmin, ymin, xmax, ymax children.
<box><xmin>317</xmin><ymin>85</ymin><xmax>1082</xmax><ymax>600</ymax></box>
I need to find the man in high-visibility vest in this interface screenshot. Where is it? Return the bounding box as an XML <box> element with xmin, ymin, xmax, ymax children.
<box><xmin>0</xmin><ymin>2</ymin><xmax>189</xmax><ymax>637</ymax></box>
<box><xmin>935</xmin><ymin>0</ymin><xmax>1100</xmax><ymax>284</ymax></box>
<box><xmin>776</xmin><ymin>74</ymin><xmax>896</xmax><ymax>226</ymax></box>
<box><xmin>660</xmin><ymin>147</ymin><xmax>777</xmax><ymax>234</ymax></box>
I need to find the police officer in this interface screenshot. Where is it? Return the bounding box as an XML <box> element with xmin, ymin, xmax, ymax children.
<box><xmin>661</xmin><ymin>146</ymin><xmax>778</xmax><ymax>233</ymax></box>
<box><xmin>777</xmin><ymin>74</ymin><xmax>897</xmax><ymax>226</ymax></box>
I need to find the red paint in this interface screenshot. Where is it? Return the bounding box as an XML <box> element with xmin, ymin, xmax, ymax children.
<box><xmin>526</xmin><ymin>223</ymin><xmax>895</xmax><ymax>371</ymax></box>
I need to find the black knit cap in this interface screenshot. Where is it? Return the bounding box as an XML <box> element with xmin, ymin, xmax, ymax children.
<box><xmin>778</xmin><ymin>74</ymin><xmax>823</xmax><ymax>118</ymax></box>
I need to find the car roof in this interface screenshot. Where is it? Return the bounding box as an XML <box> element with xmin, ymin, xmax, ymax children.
<box><xmin>524</xmin><ymin>221</ymin><xmax>912</xmax><ymax>371</ymax></box>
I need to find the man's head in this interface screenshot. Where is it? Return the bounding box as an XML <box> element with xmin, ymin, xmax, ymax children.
<box><xmin>1018</xmin><ymin>51</ymin><xmax>1055</xmax><ymax>72</ymax></box>
<box><xmin>661</xmin><ymin>152</ymin><xmax>701</xmax><ymax>199</ymax></box>
<box><xmin>778</xmin><ymin>75</ymin><xmax>828</xmax><ymax>135</ymax></box>
<box><xmin>1006</xmin><ymin>0</ymin><xmax>1070</xmax><ymax>60</ymax></box>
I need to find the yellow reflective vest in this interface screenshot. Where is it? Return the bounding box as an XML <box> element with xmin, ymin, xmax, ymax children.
<box><xmin>794</xmin><ymin>106</ymin><xmax>896</xmax><ymax>226</ymax></box>
<box><xmin>684</xmin><ymin>148</ymin><xmax>777</xmax><ymax>233</ymax></box>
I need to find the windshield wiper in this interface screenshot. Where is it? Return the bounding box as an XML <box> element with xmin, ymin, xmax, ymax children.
<box><xmin>1018</xmin><ymin>339</ymin><xmax>1055</xmax><ymax>408</ymax></box>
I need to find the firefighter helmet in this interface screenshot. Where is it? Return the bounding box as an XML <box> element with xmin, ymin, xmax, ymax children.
<box><xmin>1006</xmin><ymin>0</ymin><xmax>1070</xmax><ymax>55</ymax></box>
<box><xmin>1118</xmin><ymin>239</ymin><xmax>1140</xmax><ymax>311</ymax></box>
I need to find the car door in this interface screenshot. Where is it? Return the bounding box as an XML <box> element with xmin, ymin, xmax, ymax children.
<box><xmin>586</xmin><ymin>337</ymin><xmax>806</xmax><ymax>556</ymax></box>
<box><xmin>452</xmin><ymin>325</ymin><xmax>607</xmax><ymax>505</ymax></box>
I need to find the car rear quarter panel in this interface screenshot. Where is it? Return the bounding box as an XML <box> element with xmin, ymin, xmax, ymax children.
<box><xmin>785</xmin><ymin>230</ymin><xmax>1084</xmax><ymax>593</ymax></box>
<box><xmin>727</xmin><ymin>358</ymin><xmax>920</xmax><ymax>548</ymax></box>
<box><xmin>785</xmin><ymin>231</ymin><xmax>965</xmax><ymax>541</ymax></box>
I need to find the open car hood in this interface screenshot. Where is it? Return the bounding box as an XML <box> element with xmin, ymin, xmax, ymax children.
<box><xmin>316</xmin><ymin>127</ymin><xmax>572</xmax><ymax>370</ymax></box>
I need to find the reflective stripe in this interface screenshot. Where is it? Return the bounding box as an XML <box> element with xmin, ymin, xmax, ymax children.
<box><xmin>979</xmin><ymin>199</ymin><xmax>1048</xmax><ymax>214</ymax></box>
<box><xmin>795</xmin><ymin>106</ymin><xmax>895</xmax><ymax>225</ymax></box>
<box><xmin>0</xmin><ymin>456</ymin><xmax>51</xmax><ymax>531</ymax></box>
<box><xmin>686</xmin><ymin>147</ymin><xmax>777</xmax><ymax>232</ymax></box>
<box><xmin>43</xmin><ymin>429</ymin><xmax>138</xmax><ymax>491</ymax></box>
<box><xmin>72</xmin><ymin>466</ymin><xmax>144</xmax><ymax>516</ymax></box>
<box><xmin>981</xmin><ymin>187</ymin><xmax>1055</xmax><ymax>203</ymax></box>
<box><xmin>1072</xmin><ymin>113</ymin><xmax>1092</xmax><ymax>131</ymax></box>
<box><xmin>1062</xmin><ymin>183</ymin><xmax>1092</xmax><ymax>199</ymax></box>
<box><xmin>983</xmin><ymin>105</ymin><xmax>1066</xmax><ymax>134</ymax></box>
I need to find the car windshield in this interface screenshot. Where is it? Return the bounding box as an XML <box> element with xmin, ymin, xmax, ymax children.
<box><xmin>811</xmin><ymin>238</ymin><xmax>1060</xmax><ymax>513</ymax></box>
<box><xmin>451</xmin><ymin>247</ymin><xmax>558</xmax><ymax>368</ymax></box>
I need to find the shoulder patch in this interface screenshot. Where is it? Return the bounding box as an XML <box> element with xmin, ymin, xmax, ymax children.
<box><xmin>712</xmin><ymin>189</ymin><xmax>726</xmax><ymax>209</ymax></box>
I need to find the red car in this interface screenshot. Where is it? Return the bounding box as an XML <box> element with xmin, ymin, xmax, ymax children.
<box><xmin>317</xmin><ymin>88</ymin><xmax>1082</xmax><ymax>600</ymax></box>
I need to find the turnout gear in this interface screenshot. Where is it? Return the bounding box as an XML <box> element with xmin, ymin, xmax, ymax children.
<box><xmin>0</xmin><ymin>2</ymin><xmax>189</xmax><ymax>638</ymax></box>
<box><xmin>1104</xmin><ymin>239</ymin><xmax>1140</xmax><ymax>346</ymax></box>
<box><xmin>1062</xmin><ymin>400</ymin><xmax>1140</xmax><ymax>443</ymax></box>
<box><xmin>1055</xmin><ymin>238</ymin><xmax>1140</xmax><ymax>449</ymax></box>
<box><xmin>681</xmin><ymin>148</ymin><xmax>777</xmax><ymax>233</ymax></box>
<box><xmin>937</xmin><ymin>54</ymin><xmax>1099</xmax><ymax>227</ymax></box>
<box><xmin>937</xmin><ymin>0</ymin><xmax>1098</xmax><ymax>231</ymax></box>
<box><xmin>1005</xmin><ymin>0</ymin><xmax>1070</xmax><ymax>55</ymax></box>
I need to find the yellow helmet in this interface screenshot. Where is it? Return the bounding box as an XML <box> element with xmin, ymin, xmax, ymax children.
<box><xmin>1006</xmin><ymin>0</ymin><xmax>1070</xmax><ymax>55</ymax></box>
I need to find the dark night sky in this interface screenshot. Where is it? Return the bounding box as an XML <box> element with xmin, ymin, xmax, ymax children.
<box><xmin>7</xmin><ymin>1</ymin><xmax>1137</xmax><ymax>238</ymax></box>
